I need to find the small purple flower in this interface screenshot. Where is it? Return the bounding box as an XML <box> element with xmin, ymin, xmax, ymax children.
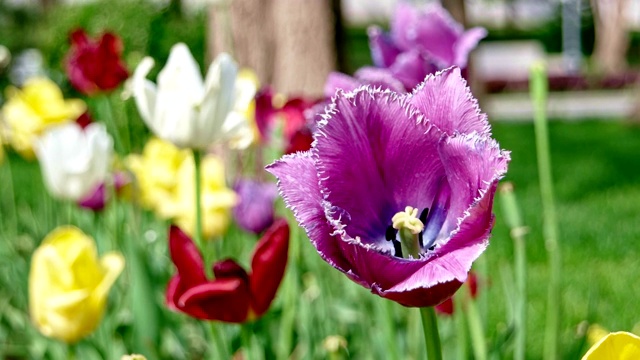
<box><xmin>267</xmin><ymin>68</ymin><xmax>509</xmax><ymax>307</ymax></box>
<box><xmin>233</xmin><ymin>179</ymin><xmax>278</xmax><ymax>234</ymax></box>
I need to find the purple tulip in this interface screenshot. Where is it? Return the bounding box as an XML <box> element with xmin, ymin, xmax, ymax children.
<box><xmin>325</xmin><ymin>3</ymin><xmax>485</xmax><ymax>96</ymax></box>
<box><xmin>324</xmin><ymin>69</ymin><xmax>405</xmax><ymax>98</ymax></box>
<box><xmin>267</xmin><ymin>68</ymin><xmax>509</xmax><ymax>307</ymax></box>
<box><xmin>370</xmin><ymin>2</ymin><xmax>487</xmax><ymax>70</ymax></box>
<box><xmin>233</xmin><ymin>179</ymin><xmax>278</xmax><ymax>234</ymax></box>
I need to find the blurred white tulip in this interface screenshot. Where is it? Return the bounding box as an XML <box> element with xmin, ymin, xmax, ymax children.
<box><xmin>35</xmin><ymin>122</ymin><xmax>113</xmax><ymax>201</ymax></box>
<box><xmin>132</xmin><ymin>43</ymin><xmax>255</xmax><ymax>150</ymax></box>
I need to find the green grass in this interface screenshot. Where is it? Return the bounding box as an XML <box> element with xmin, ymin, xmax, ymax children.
<box><xmin>488</xmin><ymin>120</ymin><xmax>640</xmax><ymax>358</ymax></box>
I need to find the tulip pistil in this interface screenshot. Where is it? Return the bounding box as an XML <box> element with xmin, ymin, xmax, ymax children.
<box><xmin>391</xmin><ymin>206</ymin><xmax>425</xmax><ymax>259</ymax></box>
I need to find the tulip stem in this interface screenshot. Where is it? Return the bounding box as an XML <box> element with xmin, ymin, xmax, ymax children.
<box><xmin>241</xmin><ymin>323</ymin><xmax>258</xmax><ymax>359</ymax></box>
<box><xmin>208</xmin><ymin>322</ymin><xmax>228</xmax><ymax>360</ymax></box>
<box><xmin>465</xmin><ymin>295</ymin><xmax>488</xmax><ymax>360</ymax></box>
<box><xmin>420</xmin><ymin>306</ymin><xmax>442</xmax><ymax>360</ymax></box>
<box><xmin>97</xmin><ymin>94</ymin><xmax>125</xmax><ymax>154</ymax></box>
<box><xmin>0</xmin><ymin>149</ymin><xmax>19</xmax><ymax>237</ymax></box>
<box><xmin>379</xmin><ymin>299</ymin><xmax>400</xmax><ymax>360</ymax></box>
<box><xmin>499</xmin><ymin>182</ymin><xmax>528</xmax><ymax>360</ymax></box>
<box><xmin>193</xmin><ymin>149</ymin><xmax>204</xmax><ymax>250</ymax></box>
<box><xmin>67</xmin><ymin>343</ymin><xmax>77</xmax><ymax>360</ymax></box>
<box><xmin>531</xmin><ymin>63</ymin><xmax>561</xmax><ymax>360</ymax></box>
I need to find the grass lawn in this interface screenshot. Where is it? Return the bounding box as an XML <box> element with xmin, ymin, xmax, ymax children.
<box><xmin>1</xmin><ymin>119</ymin><xmax>639</xmax><ymax>359</ymax></box>
<box><xmin>488</xmin><ymin>120</ymin><xmax>640</xmax><ymax>358</ymax></box>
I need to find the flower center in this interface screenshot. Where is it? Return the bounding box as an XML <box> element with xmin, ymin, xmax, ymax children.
<box><xmin>386</xmin><ymin>206</ymin><xmax>429</xmax><ymax>259</ymax></box>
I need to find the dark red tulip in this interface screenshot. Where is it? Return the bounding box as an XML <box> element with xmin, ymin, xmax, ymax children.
<box><xmin>65</xmin><ymin>29</ymin><xmax>129</xmax><ymax>95</ymax></box>
<box><xmin>279</xmin><ymin>97</ymin><xmax>314</xmax><ymax>141</ymax></box>
<box><xmin>254</xmin><ymin>87</ymin><xmax>277</xmax><ymax>142</ymax></box>
<box><xmin>435</xmin><ymin>272</ymin><xmax>479</xmax><ymax>316</ymax></box>
<box><xmin>166</xmin><ymin>219</ymin><xmax>290</xmax><ymax>322</ymax></box>
<box><xmin>254</xmin><ymin>86</ymin><xmax>317</xmax><ymax>153</ymax></box>
<box><xmin>75</xmin><ymin>111</ymin><xmax>93</xmax><ymax>129</ymax></box>
<box><xmin>284</xmin><ymin>127</ymin><xmax>313</xmax><ymax>155</ymax></box>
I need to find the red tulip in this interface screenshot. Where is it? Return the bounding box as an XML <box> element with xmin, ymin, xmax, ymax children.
<box><xmin>65</xmin><ymin>29</ymin><xmax>129</xmax><ymax>95</ymax></box>
<box><xmin>284</xmin><ymin>127</ymin><xmax>313</xmax><ymax>155</ymax></box>
<box><xmin>435</xmin><ymin>272</ymin><xmax>478</xmax><ymax>316</ymax></box>
<box><xmin>254</xmin><ymin>87</ymin><xmax>277</xmax><ymax>143</ymax></box>
<box><xmin>254</xmin><ymin>86</ymin><xmax>317</xmax><ymax>153</ymax></box>
<box><xmin>166</xmin><ymin>219</ymin><xmax>289</xmax><ymax>322</ymax></box>
<box><xmin>75</xmin><ymin>111</ymin><xmax>93</xmax><ymax>129</ymax></box>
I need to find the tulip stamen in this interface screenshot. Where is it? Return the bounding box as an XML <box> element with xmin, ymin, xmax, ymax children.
<box><xmin>392</xmin><ymin>206</ymin><xmax>424</xmax><ymax>259</ymax></box>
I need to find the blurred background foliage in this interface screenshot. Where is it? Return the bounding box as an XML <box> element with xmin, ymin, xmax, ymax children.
<box><xmin>2</xmin><ymin>0</ymin><xmax>640</xmax><ymax>84</ymax></box>
<box><xmin>0</xmin><ymin>0</ymin><xmax>206</xmax><ymax>94</ymax></box>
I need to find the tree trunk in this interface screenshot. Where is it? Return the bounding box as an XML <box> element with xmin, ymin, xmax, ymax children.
<box><xmin>591</xmin><ymin>0</ymin><xmax>630</xmax><ymax>75</ymax></box>
<box><xmin>207</xmin><ymin>0</ymin><xmax>336</xmax><ymax>97</ymax></box>
<box><xmin>207</xmin><ymin>0</ymin><xmax>275</xmax><ymax>85</ymax></box>
<box><xmin>441</xmin><ymin>0</ymin><xmax>466</xmax><ymax>27</ymax></box>
<box><xmin>40</xmin><ymin>0</ymin><xmax>57</xmax><ymax>11</ymax></box>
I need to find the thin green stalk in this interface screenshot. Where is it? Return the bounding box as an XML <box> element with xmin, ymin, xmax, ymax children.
<box><xmin>241</xmin><ymin>323</ymin><xmax>263</xmax><ymax>360</ymax></box>
<box><xmin>499</xmin><ymin>183</ymin><xmax>527</xmax><ymax>360</ymax></box>
<box><xmin>530</xmin><ymin>63</ymin><xmax>561</xmax><ymax>360</ymax></box>
<box><xmin>67</xmin><ymin>343</ymin><xmax>77</xmax><ymax>360</ymax></box>
<box><xmin>125</xmin><ymin>222</ymin><xmax>160</xmax><ymax>357</ymax></box>
<box><xmin>66</xmin><ymin>200</ymin><xmax>73</xmax><ymax>224</ymax></box>
<box><xmin>96</xmin><ymin>94</ymin><xmax>125</xmax><ymax>154</ymax></box>
<box><xmin>276</xmin><ymin>216</ymin><xmax>299</xmax><ymax>360</ymax></box>
<box><xmin>113</xmin><ymin>91</ymin><xmax>132</xmax><ymax>153</ymax></box>
<box><xmin>193</xmin><ymin>149</ymin><xmax>205</xmax><ymax>251</ymax></box>
<box><xmin>378</xmin><ymin>299</ymin><xmax>400</xmax><ymax>360</ymax></box>
<box><xmin>408</xmin><ymin>309</ymin><xmax>422</xmax><ymax>359</ymax></box>
<box><xmin>1</xmin><ymin>150</ymin><xmax>19</xmax><ymax>237</ymax></box>
<box><xmin>453</xmin><ymin>297</ymin><xmax>469</xmax><ymax>360</ymax></box>
<box><xmin>475</xmin><ymin>253</ymin><xmax>489</xmax><ymax>329</ymax></box>
<box><xmin>465</xmin><ymin>296</ymin><xmax>488</xmax><ymax>360</ymax></box>
<box><xmin>419</xmin><ymin>307</ymin><xmax>442</xmax><ymax>360</ymax></box>
<box><xmin>107</xmin><ymin>175</ymin><xmax>119</xmax><ymax>251</ymax></box>
<box><xmin>208</xmin><ymin>322</ymin><xmax>228</xmax><ymax>360</ymax></box>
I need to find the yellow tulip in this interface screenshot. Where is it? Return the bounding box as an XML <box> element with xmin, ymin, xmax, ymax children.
<box><xmin>236</xmin><ymin>69</ymin><xmax>261</xmax><ymax>145</ymax></box>
<box><xmin>121</xmin><ymin>355</ymin><xmax>147</xmax><ymax>360</ymax></box>
<box><xmin>126</xmin><ymin>138</ymin><xmax>237</xmax><ymax>238</ymax></box>
<box><xmin>582</xmin><ymin>332</ymin><xmax>640</xmax><ymax>360</ymax></box>
<box><xmin>125</xmin><ymin>137</ymin><xmax>189</xmax><ymax>217</ymax></box>
<box><xmin>29</xmin><ymin>226</ymin><xmax>124</xmax><ymax>343</ymax></box>
<box><xmin>171</xmin><ymin>155</ymin><xmax>238</xmax><ymax>239</ymax></box>
<box><xmin>2</xmin><ymin>77</ymin><xmax>85</xmax><ymax>159</ymax></box>
<box><xmin>587</xmin><ymin>324</ymin><xmax>611</xmax><ymax>346</ymax></box>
